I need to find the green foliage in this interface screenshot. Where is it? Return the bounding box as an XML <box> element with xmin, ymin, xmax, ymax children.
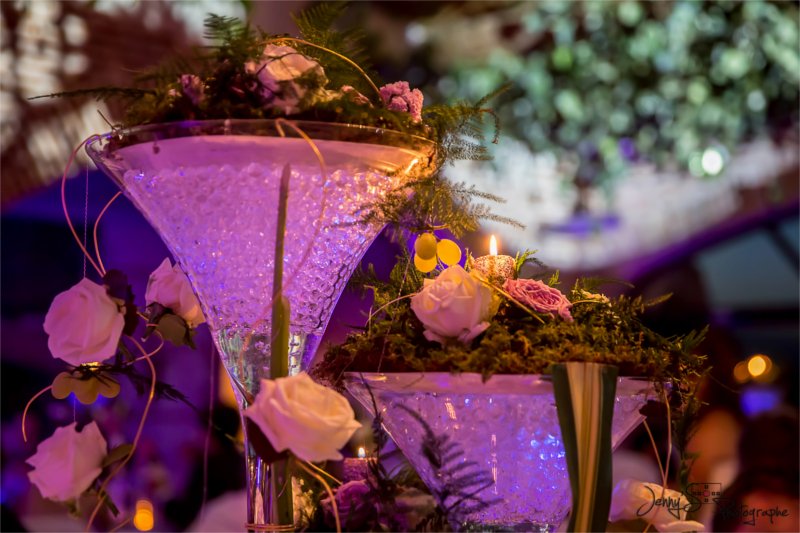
<box><xmin>39</xmin><ymin>5</ymin><xmax>521</xmax><ymax>237</ymax></box>
<box><xmin>432</xmin><ymin>0</ymin><xmax>799</xmax><ymax>183</ymax></box>
<box><xmin>27</xmin><ymin>87</ymin><xmax>153</xmax><ymax>103</ymax></box>
<box><xmin>291</xmin><ymin>2</ymin><xmax>377</xmax><ymax>96</ymax></box>
<box><xmin>364</xmin><ymin>177</ymin><xmax>523</xmax><ymax>238</ymax></box>
<box><xmin>314</xmin><ymin>253</ymin><xmax>707</xmax><ymax>430</ymax></box>
<box><xmin>513</xmin><ymin>249</ymin><xmax>543</xmax><ymax>276</ymax></box>
<box><xmin>397</xmin><ymin>404</ymin><xmax>500</xmax><ymax>524</ymax></box>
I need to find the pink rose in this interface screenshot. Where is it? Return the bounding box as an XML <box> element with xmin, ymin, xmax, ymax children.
<box><xmin>504</xmin><ymin>278</ymin><xmax>573</xmax><ymax>322</ymax></box>
<box><xmin>379</xmin><ymin>81</ymin><xmax>423</xmax><ymax>123</ymax></box>
<box><xmin>321</xmin><ymin>480</ymin><xmax>371</xmax><ymax>526</ymax></box>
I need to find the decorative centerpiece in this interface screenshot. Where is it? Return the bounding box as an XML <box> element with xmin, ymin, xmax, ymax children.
<box><xmin>23</xmin><ymin>5</ymin><xmax>707</xmax><ymax>533</ymax></box>
<box><xmin>315</xmin><ymin>236</ymin><xmax>707</xmax><ymax>531</ymax></box>
<box><xmin>25</xmin><ymin>6</ymin><xmax>518</xmax><ymax>532</ymax></box>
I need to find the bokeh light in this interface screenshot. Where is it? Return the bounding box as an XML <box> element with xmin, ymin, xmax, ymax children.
<box><xmin>133</xmin><ymin>499</ymin><xmax>154</xmax><ymax>532</ymax></box>
<box><xmin>701</xmin><ymin>147</ymin><xmax>725</xmax><ymax>176</ymax></box>
<box><xmin>747</xmin><ymin>354</ymin><xmax>772</xmax><ymax>379</ymax></box>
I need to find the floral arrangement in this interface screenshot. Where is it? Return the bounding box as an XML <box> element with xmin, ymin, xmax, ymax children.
<box><xmin>25</xmin><ymin>256</ymin><xmax>362</xmax><ymax>528</ymax></box>
<box><xmin>25</xmin><ymin>261</ymin><xmax>204</xmax><ymax>521</ymax></box>
<box><xmin>23</xmin><ymin>3</ymin><xmax>710</xmax><ymax>532</ymax></box>
<box><xmin>316</xmin><ymin>245</ymin><xmax>706</xmax><ymax>387</ymax></box>
<box><xmin>42</xmin><ymin>5</ymin><xmax>522</xmax><ymax>238</ymax></box>
<box><xmin>313</xmin><ymin>239</ymin><xmax>709</xmax><ymax>531</ymax></box>
<box><xmin>23</xmin><ymin>3</ymin><xmax>523</xmax><ymax>528</ymax></box>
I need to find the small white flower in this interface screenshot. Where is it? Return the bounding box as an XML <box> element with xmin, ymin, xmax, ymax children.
<box><xmin>145</xmin><ymin>258</ymin><xmax>205</xmax><ymax>328</ymax></box>
<box><xmin>27</xmin><ymin>422</ymin><xmax>108</xmax><ymax>502</ymax></box>
<box><xmin>610</xmin><ymin>479</ymin><xmax>706</xmax><ymax>532</ymax></box>
<box><xmin>245</xmin><ymin>44</ymin><xmax>327</xmax><ymax>114</ymax></box>
<box><xmin>410</xmin><ymin>265</ymin><xmax>498</xmax><ymax>344</ymax></box>
<box><xmin>244</xmin><ymin>373</ymin><xmax>361</xmax><ymax>463</ymax></box>
<box><xmin>44</xmin><ymin>278</ymin><xmax>125</xmax><ymax>365</ymax></box>
<box><xmin>580</xmin><ymin>289</ymin><xmax>610</xmax><ymax>304</ymax></box>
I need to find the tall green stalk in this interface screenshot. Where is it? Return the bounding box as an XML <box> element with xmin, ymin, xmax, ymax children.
<box><xmin>269</xmin><ymin>163</ymin><xmax>293</xmax><ymax>525</ymax></box>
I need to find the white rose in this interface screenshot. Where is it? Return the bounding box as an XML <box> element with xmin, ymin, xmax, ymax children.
<box><xmin>145</xmin><ymin>258</ymin><xmax>205</xmax><ymax>327</ymax></box>
<box><xmin>245</xmin><ymin>44</ymin><xmax>327</xmax><ymax>114</ymax></box>
<box><xmin>410</xmin><ymin>265</ymin><xmax>498</xmax><ymax>344</ymax></box>
<box><xmin>44</xmin><ymin>278</ymin><xmax>125</xmax><ymax>365</ymax></box>
<box><xmin>609</xmin><ymin>479</ymin><xmax>706</xmax><ymax>532</ymax></box>
<box><xmin>244</xmin><ymin>373</ymin><xmax>361</xmax><ymax>463</ymax></box>
<box><xmin>27</xmin><ymin>422</ymin><xmax>108</xmax><ymax>502</ymax></box>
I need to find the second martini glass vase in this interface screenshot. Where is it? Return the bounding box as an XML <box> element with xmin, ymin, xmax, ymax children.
<box><xmin>86</xmin><ymin>119</ymin><xmax>434</xmax><ymax>529</ymax></box>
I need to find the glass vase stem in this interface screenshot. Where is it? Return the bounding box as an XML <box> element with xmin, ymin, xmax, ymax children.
<box><xmin>244</xmin><ymin>449</ymin><xmax>292</xmax><ymax>531</ymax></box>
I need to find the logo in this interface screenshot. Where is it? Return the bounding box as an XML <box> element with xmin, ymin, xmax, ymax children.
<box><xmin>685</xmin><ymin>482</ymin><xmax>792</xmax><ymax>527</ymax></box>
<box><xmin>686</xmin><ymin>482</ymin><xmax>722</xmax><ymax>509</ymax></box>
<box><xmin>636</xmin><ymin>484</ymin><xmax>693</xmax><ymax>520</ymax></box>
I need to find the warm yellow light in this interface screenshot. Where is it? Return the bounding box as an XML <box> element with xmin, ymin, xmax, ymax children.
<box><xmin>733</xmin><ymin>361</ymin><xmax>750</xmax><ymax>383</ymax></box>
<box><xmin>489</xmin><ymin>235</ymin><xmax>498</xmax><ymax>256</ymax></box>
<box><xmin>357</xmin><ymin>446</ymin><xmax>366</xmax><ymax>459</ymax></box>
<box><xmin>404</xmin><ymin>158</ymin><xmax>420</xmax><ymax>174</ymax></box>
<box><xmin>218</xmin><ymin>363</ymin><xmax>238</xmax><ymax>409</ymax></box>
<box><xmin>747</xmin><ymin>355</ymin><xmax>770</xmax><ymax>378</ymax></box>
<box><xmin>133</xmin><ymin>499</ymin><xmax>154</xmax><ymax>531</ymax></box>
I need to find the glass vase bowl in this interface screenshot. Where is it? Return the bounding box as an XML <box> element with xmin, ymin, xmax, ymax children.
<box><xmin>344</xmin><ymin>372</ymin><xmax>657</xmax><ymax>532</ymax></box>
<box><xmin>85</xmin><ymin>120</ymin><xmax>434</xmax><ymax>528</ymax></box>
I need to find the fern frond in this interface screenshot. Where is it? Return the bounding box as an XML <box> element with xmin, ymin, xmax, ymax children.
<box><xmin>203</xmin><ymin>13</ymin><xmax>248</xmax><ymax>43</ymax></box>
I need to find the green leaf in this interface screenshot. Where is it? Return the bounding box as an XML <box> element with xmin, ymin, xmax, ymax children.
<box><xmin>102</xmin><ymin>444</ymin><xmax>133</xmax><ymax>468</ymax></box>
<box><xmin>514</xmin><ymin>249</ymin><xmax>541</xmax><ymax>277</ymax></box>
<box><xmin>51</xmin><ymin>372</ymin><xmax>120</xmax><ymax>404</ymax></box>
<box><xmin>553</xmin><ymin>362</ymin><xmax>618</xmax><ymax>532</ymax></box>
<box><xmin>156</xmin><ymin>314</ymin><xmax>189</xmax><ymax>346</ymax></box>
<box><xmin>52</xmin><ymin>372</ymin><xmax>75</xmax><ymax>400</ymax></box>
<box><xmin>97</xmin><ymin>488</ymin><xmax>120</xmax><ymax>517</ymax></box>
<box><xmin>66</xmin><ymin>499</ymin><xmax>81</xmax><ymax>518</ymax></box>
<box><xmin>644</xmin><ymin>293</ymin><xmax>673</xmax><ymax>308</ymax></box>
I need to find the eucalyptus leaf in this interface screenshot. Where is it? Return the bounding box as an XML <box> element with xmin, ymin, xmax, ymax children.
<box><xmin>102</xmin><ymin>444</ymin><xmax>134</xmax><ymax>468</ymax></box>
<box><xmin>97</xmin><ymin>488</ymin><xmax>120</xmax><ymax>517</ymax></box>
<box><xmin>51</xmin><ymin>372</ymin><xmax>75</xmax><ymax>400</ymax></box>
<box><xmin>156</xmin><ymin>314</ymin><xmax>189</xmax><ymax>346</ymax></box>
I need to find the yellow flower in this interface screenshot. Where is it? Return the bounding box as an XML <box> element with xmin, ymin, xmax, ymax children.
<box><xmin>413</xmin><ymin>233</ymin><xmax>462</xmax><ymax>273</ymax></box>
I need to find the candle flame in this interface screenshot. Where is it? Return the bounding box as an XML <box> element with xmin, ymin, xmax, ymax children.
<box><xmin>489</xmin><ymin>235</ymin><xmax>498</xmax><ymax>256</ymax></box>
<box><xmin>357</xmin><ymin>446</ymin><xmax>366</xmax><ymax>459</ymax></box>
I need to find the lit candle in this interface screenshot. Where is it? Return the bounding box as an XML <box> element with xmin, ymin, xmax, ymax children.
<box><xmin>472</xmin><ymin>235</ymin><xmax>516</xmax><ymax>284</ymax></box>
<box><xmin>343</xmin><ymin>446</ymin><xmax>375</xmax><ymax>483</ymax></box>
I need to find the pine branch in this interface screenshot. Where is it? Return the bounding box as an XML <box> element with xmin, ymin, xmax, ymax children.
<box><xmin>28</xmin><ymin>87</ymin><xmax>153</xmax><ymax>102</ymax></box>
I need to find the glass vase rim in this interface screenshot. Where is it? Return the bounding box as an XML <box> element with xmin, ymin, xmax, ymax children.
<box><xmin>344</xmin><ymin>371</ymin><xmax>665</xmax><ymax>396</ymax></box>
<box><xmin>84</xmin><ymin>118</ymin><xmax>437</xmax><ymax>158</ymax></box>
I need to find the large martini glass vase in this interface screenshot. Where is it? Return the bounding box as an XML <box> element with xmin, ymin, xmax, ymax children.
<box><xmin>86</xmin><ymin>120</ymin><xmax>434</xmax><ymax>528</ymax></box>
